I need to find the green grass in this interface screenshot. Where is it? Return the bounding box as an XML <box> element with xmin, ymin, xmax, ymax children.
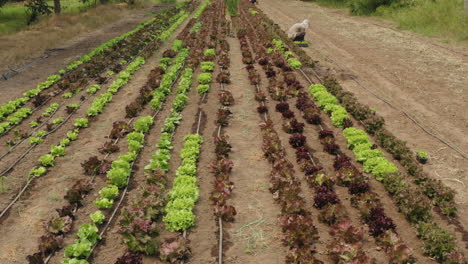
<box><xmin>311</xmin><ymin>0</ymin><xmax>468</xmax><ymax>42</ymax></box>
<box><xmin>0</xmin><ymin>0</ymin><xmax>113</xmax><ymax>34</ymax></box>
<box><xmin>314</xmin><ymin>0</ymin><xmax>349</xmax><ymax>9</ymax></box>
<box><xmin>376</xmin><ymin>0</ymin><xmax>468</xmax><ymax>41</ymax></box>
<box><xmin>225</xmin><ymin>0</ymin><xmax>239</xmax><ymax>16</ymax></box>
<box><xmin>0</xmin><ymin>4</ymin><xmax>29</xmax><ymax>34</ymax></box>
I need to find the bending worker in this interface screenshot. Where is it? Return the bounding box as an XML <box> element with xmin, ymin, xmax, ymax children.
<box><xmin>288</xmin><ymin>19</ymin><xmax>309</xmax><ymax>41</ymax></box>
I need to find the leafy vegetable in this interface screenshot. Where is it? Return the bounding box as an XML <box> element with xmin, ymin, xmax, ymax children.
<box><xmin>89</xmin><ymin>211</ymin><xmax>105</xmax><ymax>224</ymax></box>
<box><xmin>163</xmin><ymin>134</ymin><xmax>202</xmax><ymax>231</ymax></box>
<box><xmin>196</xmin><ymin>84</ymin><xmax>210</xmax><ymax>94</ymax></box>
<box><xmin>94</xmin><ymin>198</ymin><xmax>114</xmax><ymax>209</ymax></box>
<box><xmin>63</xmin><ymin>92</ymin><xmax>73</xmax><ymax>99</ymax></box>
<box><xmin>39</xmin><ymin>154</ymin><xmax>55</xmax><ymax>167</ymax></box>
<box><xmin>67</xmin><ymin>130</ymin><xmax>79</xmax><ymax>141</ymax></box>
<box><xmin>29</xmin><ymin>136</ymin><xmax>43</xmax><ymax>145</ymax></box>
<box><xmin>134</xmin><ymin>116</ymin><xmax>154</xmax><ymax>133</ymax></box>
<box><xmin>98</xmin><ymin>185</ymin><xmax>119</xmax><ymax>200</ymax></box>
<box><xmin>43</xmin><ymin>103</ymin><xmax>59</xmax><ymax>117</ymax></box>
<box><xmin>29</xmin><ymin>166</ymin><xmax>47</xmax><ymax>177</ymax></box>
<box><xmin>86</xmin><ymin>84</ymin><xmax>101</xmax><ymax>95</ymax></box>
<box><xmin>197</xmin><ymin>73</ymin><xmax>212</xmax><ymax>84</ymax></box>
<box><xmin>51</xmin><ymin>145</ymin><xmax>66</xmax><ymax>157</ymax></box>
<box><xmin>74</xmin><ymin>118</ymin><xmax>88</xmax><ymax>129</ymax></box>
<box><xmin>201</xmin><ymin>61</ymin><xmax>215</xmax><ymax>72</ymax></box>
<box><xmin>53</xmin><ymin>117</ymin><xmax>64</xmax><ymax>125</ymax></box>
<box><xmin>204</xmin><ymin>48</ymin><xmax>215</xmax><ymax>57</ymax></box>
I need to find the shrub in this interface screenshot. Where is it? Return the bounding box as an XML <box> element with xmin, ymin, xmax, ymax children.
<box><xmin>350</xmin><ymin>0</ymin><xmax>394</xmax><ymax>15</ymax></box>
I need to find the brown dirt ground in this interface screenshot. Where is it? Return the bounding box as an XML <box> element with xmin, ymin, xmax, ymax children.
<box><xmin>221</xmin><ymin>36</ymin><xmax>287</xmax><ymax>264</ymax></box>
<box><xmin>257</xmin><ymin>0</ymin><xmax>468</xmax><ymax>229</ymax></box>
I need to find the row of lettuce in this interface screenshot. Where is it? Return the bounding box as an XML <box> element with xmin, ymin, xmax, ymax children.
<box><xmin>63</xmin><ymin>41</ymin><xmax>193</xmax><ymax>263</ymax></box>
<box><xmin>0</xmin><ymin>2</ymin><xmax>190</xmax><ymax>130</ymax></box>
<box><xmin>241</xmin><ymin>3</ymin><xmax>465</xmax><ymax>262</ymax></box>
<box><xmin>308</xmin><ymin>84</ymin><xmax>461</xmax><ymax>262</ymax></box>
<box><xmin>250</xmin><ymin>0</ymin><xmax>458</xmax><ymax>219</ymax></box>
<box><xmin>26</xmin><ymin>1</ymin><xmax>214</xmax><ymax>261</ymax></box>
<box><xmin>63</xmin><ymin>3</ymin><xmax>216</xmax><ymax>257</ymax></box>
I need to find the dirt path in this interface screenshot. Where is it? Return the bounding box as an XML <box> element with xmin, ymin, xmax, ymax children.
<box><xmin>222</xmin><ymin>37</ymin><xmax>287</xmax><ymax>264</ymax></box>
<box><xmin>258</xmin><ymin>0</ymin><xmax>468</xmax><ymax>211</ymax></box>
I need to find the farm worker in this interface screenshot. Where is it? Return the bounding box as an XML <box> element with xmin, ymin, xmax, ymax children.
<box><xmin>287</xmin><ymin>19</ymin><xmax>310</xmax><ymax>41</ymax></box>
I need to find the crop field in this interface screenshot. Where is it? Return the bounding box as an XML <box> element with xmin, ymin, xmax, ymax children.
<box><xmin>0</xmin><ymin>0</ymin><xmax>466</xmax><ymax>263</ymax></box>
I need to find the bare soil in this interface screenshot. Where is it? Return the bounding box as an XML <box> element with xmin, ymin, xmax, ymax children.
<box><xmin>221</xmin><ymin>37</ymin><xmax>287</xmax><ymax>264</ymax></box>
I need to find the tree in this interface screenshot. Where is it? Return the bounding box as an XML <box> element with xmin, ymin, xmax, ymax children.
<box><xmin>53</xmin><ymin>0</ymin><xmax>61</xmax><ymax>14</ymax></box>
<box><xmin>25</xmin><ymin>0</ymin><xmax>52</xmax><ymax>24</ymax></box>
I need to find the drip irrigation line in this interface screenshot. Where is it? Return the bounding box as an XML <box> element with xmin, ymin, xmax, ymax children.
<box><xmin>87</xmin><ymin>158</ymin><xmax>136</xmax><ymax>260</ymax></box>
<box><xmin>196</xmin><ymin>110</ymin><xmax>203</xmax><ymax>135</ymax></box>
<box><xmin>218</xmin><ymin>217</ymin><xmax>223</xmax><ymax>264</ymax></box>
<box><xmin>0</xmin><ymin>98</ymin><xmax>87</xmax><ymax>177</ymax></box>
<box><xmin>0</xmin><ymin>97</ymin><xmax>52</xmax><ymax>138</ymax></box>
<box><xmin>87</xmin><ymin>109</ymin><xmax>162</xmax><ymax>260</ymax></box>
<box><xmin>297</xmin><ymin>68</ymin><xmax>468</xmax><ymax>160</ymax></box>
<box><xmin>0</xmin><ymin>177</ymin><xmax>33</xmax><ymax>219</ymax></box>
<box><xmin>0</xmin><ymin>15</ymin><xmax>170</xmax><ymax>179</ymax></box>
<box><xmin>0</xmin><ymin>145</ymin><xmax>36</xmax><ymax>178</ymax></box>
<box><xmin>0</xmin><ymin>105</ymin><xmax>61</xmax><ymax>161</ymax></box>
<box><xmin>0</xmin><ymin>100</ymin><xmax>102</xmax><ymax>221</ymax></box>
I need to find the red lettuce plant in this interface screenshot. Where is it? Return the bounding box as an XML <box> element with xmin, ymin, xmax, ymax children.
<box><xmin>314</xmin><ymin>186</ymin><xmax>340</xmax><ymax>209</ymax></box>
<box><xmin>115</xmin><ymin>251</ymin><xmax>143</xmax><ymax>264</ymax></box>
<box><xmin>289</xmin><ymin>134</ymin><xmax>306</xmax><ymax>148</ymax></box>
<box><xmin>110</xmin><ymin>121</ymin><xmax>132</xmax><ymax>139</ymax></box>
<box><xmin>81</xmin><ymin>156</ymin><xmax>102</xmax><ymax>176</ymax></box>
<box><xmin>366</xmin><ymin>207</ymin><xmax>396</xmax><ymax>237</ymax></box>
<box><xmin>282</xmin><ymin>109</ymin><xmax>295</xmax><ymax>119</ymax></box>
<box><xmin>214</xmin><ymin>136</ymin><xmax>232</xmax><ymax>158</ymax></box>
<box><xmin>276</xmin><ymin>102</ymin><xmax>289</xmax><ymax>113</ymax></box>
<box><xmin>219</xmin><ymin>90</ymin><xmax>234</xmax><ymax>106</ymax></box>
<box><xmin>159</xmin><ymin>236</ymin><xmax>191</xmax><ymax>263</ymax></box>
<box><xmin>99</xmin><ymin>141</ymin><xmax>120</xmax><ymax>154</ymax></box>
<box><xmin>348</xmin><ymin>182</ymin><xmax>370</xmax><ymax>195</ymax></box>
<box><xmin>257</xmin><ymin>105</ymin><xmax>268</xmax><ymax>114</ymax></box>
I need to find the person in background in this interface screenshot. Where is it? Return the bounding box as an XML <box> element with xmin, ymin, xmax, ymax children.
<box><xmin>287</xmin><ymin>19</ymin><xmax>309</xmax><ymax>41</ymax></box>
<box><xmin>249</xmin><ymin>0</ymin><xmax>258</xmax><ymax>4</ymax></box>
